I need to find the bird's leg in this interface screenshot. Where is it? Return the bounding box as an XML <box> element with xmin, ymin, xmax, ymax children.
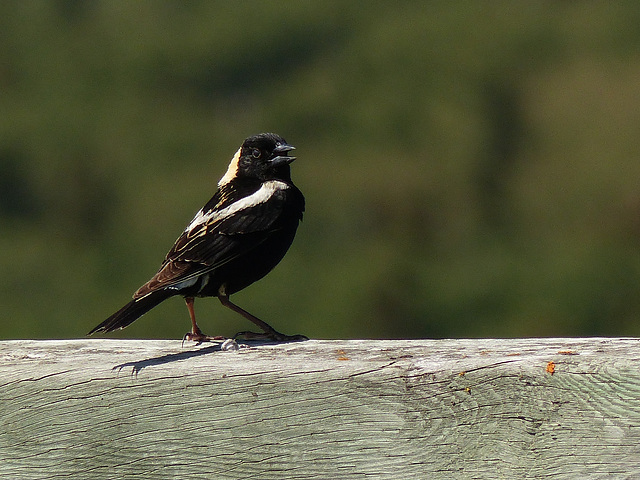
<box><xmin>182</xmin><ymin>297</ymin><xmax>225</xmax><ymax>345</ymax></box>
<box><xmin>186</xmin><ymin>297</ymin><xmax>202</xmax><ymax>335</ymax></box>
<box><xmin>218</xmin><ymin>294</ymin><xmax>308</xmax><ymax>342</ymax></box>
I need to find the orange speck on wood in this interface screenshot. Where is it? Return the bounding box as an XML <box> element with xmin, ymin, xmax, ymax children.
<box><xmin>546</xmin><ymin>361</ymin><xmax>556</xmax><ymax>375</ymax></box>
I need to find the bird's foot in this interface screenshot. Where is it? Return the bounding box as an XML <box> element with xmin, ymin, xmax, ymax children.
<box><xmin>234</xmin><ymin>329</ymin><xmax>308</xmax><ymax>343</ymax></box>
<box><xmin>182</xmin><ymin>331</ymin><xmax>226</xmax><ymax>346</ymax></box>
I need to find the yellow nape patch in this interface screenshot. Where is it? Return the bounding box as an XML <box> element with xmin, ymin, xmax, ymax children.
<box><xmin>218</xmin><ymin>148</ymin><xmax>242</xmax><ymax>186</ymax></box>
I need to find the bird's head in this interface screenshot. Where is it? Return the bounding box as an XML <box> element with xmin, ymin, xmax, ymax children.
<box><xmin>218</xmin><ymin>133</ymin><xmax>296</xmax><ymax>186</ymax></box>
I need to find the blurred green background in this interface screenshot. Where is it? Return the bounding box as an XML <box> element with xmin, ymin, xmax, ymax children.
<box><xmin>2</xmin><ymin>1</ymin><xmax>640</xmax><ymax>340</ymax></box>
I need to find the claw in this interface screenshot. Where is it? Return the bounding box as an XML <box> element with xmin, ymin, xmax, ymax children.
<box><xmin>182</xmin><ymin>331</ymin><xmax>226</xmax><ymax>347</ymax></box>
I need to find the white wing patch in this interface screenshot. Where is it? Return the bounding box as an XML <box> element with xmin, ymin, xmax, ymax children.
<box><xmin>184</xmin><ymin>180</ymin><xmax>289</xmax><ymax>233</ymax></box>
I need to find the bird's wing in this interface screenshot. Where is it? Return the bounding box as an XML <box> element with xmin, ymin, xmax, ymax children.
<box><xmin>133</xmin><ymin>186</ymin><xmax>290</xmax><ymax>299</ymax></box>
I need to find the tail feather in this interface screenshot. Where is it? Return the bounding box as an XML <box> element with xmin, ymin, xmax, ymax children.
<box><xmin>88</xmin><ymin>290</ymin><xmax>173</xmax><ymax>335</ymax></box>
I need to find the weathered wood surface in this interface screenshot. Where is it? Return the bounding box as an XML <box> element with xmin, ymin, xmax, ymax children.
<box><xmin>1</xmin><ymin>338</ymin><xmax>640</xmax><ymax>479</ymax></box>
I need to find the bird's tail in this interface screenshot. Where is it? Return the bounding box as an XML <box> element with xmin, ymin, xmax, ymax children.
<box><xmin>88</xmin><ymin>290</ymin><xmax>174</xmax><ymax>335</ymax></box>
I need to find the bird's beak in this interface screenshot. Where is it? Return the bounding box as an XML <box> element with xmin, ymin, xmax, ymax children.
<box><xmin>270</xmin><ymin>143</ymin><xmax>296</xmax><ymax>167</ymax></box>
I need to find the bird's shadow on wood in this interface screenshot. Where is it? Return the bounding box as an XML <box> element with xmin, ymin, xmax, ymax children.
<box><xmin>111</xmin><ymin>339</ymin><xmax>280</xmax><ymax>376</ymax></box>
<box><xmin>112</xmin><ymin>343</ymin><xmax>226</xmax><ymax>376</ymax></box>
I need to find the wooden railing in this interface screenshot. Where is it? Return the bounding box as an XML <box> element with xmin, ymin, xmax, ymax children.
<box><xmin>1</xmin><ymin>338</ymin><xmax>639</xmax><ymax>479</ymax></box>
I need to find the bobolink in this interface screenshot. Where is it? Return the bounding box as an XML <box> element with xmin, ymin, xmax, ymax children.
<box><xmin>89</xmin><ymin>133</ymin><xmax>306</xmax><ymax>342</ymax></box>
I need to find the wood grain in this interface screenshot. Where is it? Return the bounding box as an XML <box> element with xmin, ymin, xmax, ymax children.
<box><xmin>1</xmin><ymin>338</ymin><xmax>639</xmax><ymax>479</ymax></box>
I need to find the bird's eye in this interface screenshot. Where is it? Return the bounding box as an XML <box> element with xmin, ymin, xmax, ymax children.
<box><xmin>252</xmin><ymin>149</ymin><xmax>261</xmax><ymax>159</ymax></box>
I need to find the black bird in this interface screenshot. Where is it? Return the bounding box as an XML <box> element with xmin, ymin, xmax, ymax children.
<box><xmin>89</xmin><ymin>133</ymin><xmax>306</xmax><ymax>342</ymax></box>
